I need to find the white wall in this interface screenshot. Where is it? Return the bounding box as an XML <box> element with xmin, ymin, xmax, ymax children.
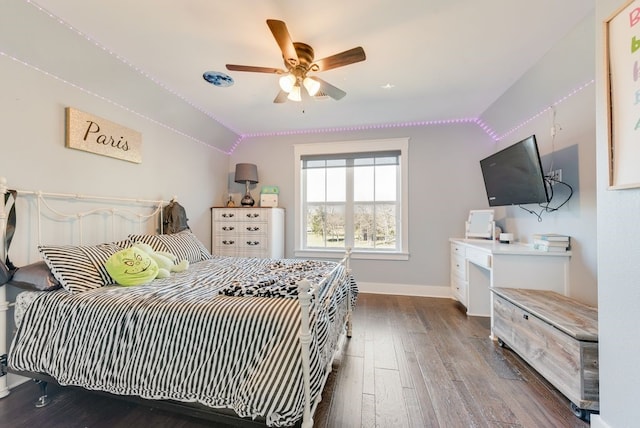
<box><xmin>592</xmin><ymin>1</ymin><xmax>640</xmax><ymax>427</ymax></box>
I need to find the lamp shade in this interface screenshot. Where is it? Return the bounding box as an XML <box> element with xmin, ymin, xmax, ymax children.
<box><xmin>303</xmin><ymin>77</ymin><xmax>320</xmax><ymax>97</ymax></box>
<box><xmin>279</xmin><ymin>74</ymin><xmax>296</xmax><ymax>93</ymax></box>
<box><xmin>287</xmin><ymin>85</ymin><xmax>302</xmax><ymax>102</ymax></box>
<box><xmin>234</xmin><ymin>163</ymin><xmax>258</xmax><ymax>184</ymax></box>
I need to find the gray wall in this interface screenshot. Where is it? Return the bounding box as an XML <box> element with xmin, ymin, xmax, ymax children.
<box><xmin>230</xmin><ymin>12</ymin><xmax>598</xmax><ymax>305</ymax></box>
<box><xmin>480</xmin><ymin>12</ymin><xmax>597</xmax><ymax>305</ymax></box>
<box><xmin>0</xmin><ymin>51</ymin><xmax>230</xmax><ymax>259</ymax></box>
<box><xmin>231</xmin><ymin>124</ymin><xmax>492</xmax><ymax>296</ymax></box>
<box><xmin>0</xmin><ymin>4</ymin><xmax>233</xmax><ymax>389</ymax></box>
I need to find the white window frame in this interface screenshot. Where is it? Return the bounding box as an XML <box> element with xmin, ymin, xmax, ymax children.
<box><xmin>294</xmin><ymin>138</ymin><xmax>409</xmax><ymax>261</ymax></box>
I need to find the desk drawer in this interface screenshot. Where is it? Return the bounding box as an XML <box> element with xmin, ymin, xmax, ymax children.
<box><xmin>465</xmin><ymin>247</ymin><xmax>492</xmax><ymax>268</ymax></box>
<box><xmin>451</xmin><ymin>243</ymin><xmax>465</xmax><ymax>257</ymax></box>
<box><xmin>451</xmin><ymin>253</ymin><xmax>466</xmax><ymax>277</ymax></box>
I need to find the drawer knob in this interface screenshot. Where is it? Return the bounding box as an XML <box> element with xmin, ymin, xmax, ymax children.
<box><xmin>246</xmin><ymin>226</ymin><xmax>260</xmax><ymax>231</ymax></box>
<box><xmin>523</xmin><ymin>314</ymin><xmax>529</xmax><ymax>320</ymax></box>
<box><xmin>247</xmin><ymin>241</ymin><xmax>260</xmax><ymax>246</ymax></box>
<box><xmin>222</xmin><ymin>213</ymin><xmax>235</xmax><ymax>218</ymax></box>
<box><xmin>222</xmin><ymin>240</ymin><xmax>235</xmax><ymax>245</ymax></box>
<box><xmin>222</xmin><ymin>226</ymin><xmax>235</xmax><ymax>231</ymax></box>
<box><xmin>246</xmin><ymin>213</ymin><xmax>260</xmax><ymax>218</ymax></box>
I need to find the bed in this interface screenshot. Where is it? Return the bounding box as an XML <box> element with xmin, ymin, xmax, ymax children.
<box><xmin>0</xmin><ymin>177</ymin><xmax>357</xmax><ymax>427</ymax></box>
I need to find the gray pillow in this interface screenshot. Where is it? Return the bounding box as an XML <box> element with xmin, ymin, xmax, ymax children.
<box><xmin>8</xmin><ymin>261</ymin><xmax>61</xmax><ymax>291</ymax></box>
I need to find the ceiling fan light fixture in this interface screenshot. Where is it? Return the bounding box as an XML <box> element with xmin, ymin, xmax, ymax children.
<box><xmin>303</xmin><ymin>77</ymin><xmax>321</xmax><ymax>96</ymax></box>
<box><xmin>279</xmin><ymin>74</ymin><xmax>296</xmax><ymax>93</ymax></box>
<box><xmin>225</xmin><ymin>19</ymin><xmax>366</xmax><ymax>103</ymax></box>
<box><xmin>287</xmin><ymin>85</ymin><xmax>302</xmax><ymax>102</ymax></box>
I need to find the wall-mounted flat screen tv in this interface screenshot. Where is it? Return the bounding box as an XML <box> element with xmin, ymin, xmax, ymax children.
<box><xmin>479</xmin><ymin>135</ymin><xmax>549</xmax><ymax>207</ymax></box>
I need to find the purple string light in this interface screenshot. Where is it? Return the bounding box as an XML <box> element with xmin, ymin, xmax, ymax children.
<box><xmin>18</xmin><ymin>1</ymin><xmax>596</xmax><ymax>155</ymax></box>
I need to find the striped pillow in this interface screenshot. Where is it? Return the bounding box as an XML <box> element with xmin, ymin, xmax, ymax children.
<box><xmin>128</xmin><ymin>231</ymin><xmax>212</xmax><ymax>264</ymax></box>
<box><xmin>39</xmin><ymin>242</ymin><xmax>128</xmax><ymax>293</ymax></box>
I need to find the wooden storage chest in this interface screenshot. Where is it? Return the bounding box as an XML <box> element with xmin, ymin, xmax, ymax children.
<box><xmin>491</xmin><ymin>287</ymin><xmax>598</xmax><ymax>419</ymax></box>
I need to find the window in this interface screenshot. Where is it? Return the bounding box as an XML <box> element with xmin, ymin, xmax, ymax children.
<box><xmin>294</xmin><ymin>138</ymin><xmax>409</xmax><ymax>260</ymax></box>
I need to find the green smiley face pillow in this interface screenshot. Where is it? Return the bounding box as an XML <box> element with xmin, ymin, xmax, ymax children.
<box><xmin>105</xmin><ymin>246</ymin><xmax>159</xmax><ymax>286</ymax></box>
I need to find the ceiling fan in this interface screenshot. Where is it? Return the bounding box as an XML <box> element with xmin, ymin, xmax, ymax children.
<box><xmin>226</xmin><ymin>19</ymin><xmax>366</xmax><ymax>103</ymax></box>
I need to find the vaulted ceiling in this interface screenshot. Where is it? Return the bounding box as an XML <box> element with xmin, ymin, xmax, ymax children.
<box><xmin>3</xmin><ymin>1</ymin><xmax>595</xmax><ymax>144</ymax></box>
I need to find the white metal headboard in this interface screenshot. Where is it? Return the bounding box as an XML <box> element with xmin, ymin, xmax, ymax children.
<box><xmin>0</xmin><ymin>176</ymin><xmax>173</xmax><ymax>398</ymax></box>
<box><xmin>1</xmin><ymin>177</ymin><xmax>172</xmax><ymax>249</ymax></box>
<box><xmin>19</xmin><ymin>188</ymin><xmax>167</xmax><ymax>246</ymax></box>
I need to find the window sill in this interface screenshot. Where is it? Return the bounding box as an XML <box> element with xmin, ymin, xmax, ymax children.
<box><xmin>294</xmin><ymin>249</ymin><xmax>409</xmax><ymax>261</ymax></box>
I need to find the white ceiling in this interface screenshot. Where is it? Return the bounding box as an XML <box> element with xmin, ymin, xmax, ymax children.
<box><xmin>17</xmin><ymin>0</ymin><xmax>594</xmax><ymax>137</ymax></box>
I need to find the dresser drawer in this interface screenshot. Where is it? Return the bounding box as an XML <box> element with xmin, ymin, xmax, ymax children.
<box><xmin>237</xmin><ymin>210</ymin><xmax>266</xmax><ymax>221</ymax></box>
<box><xmin>237</xmin><ymin>236</ymin><xmax>268</xmax><ymax>251</ymax></box>
<box><xmin>213</xmin><ymin>222</ymin><xmax>239</xmax><ymax>234</ymax></box>
<box><xmin>211</xmin><ymin>207</ymin><xmax>285</xmax><ymax>258</ymax></box>
<box><xmin>213</xmin><ymin>236</ymin><xmax>240</xmax><ymax>256</ymax></box>
<box><xmin>237</xmin><ymin>222</ymin><xmax>268</xmax><ymax>235</ymax></box>
<box><xmin>213</xmin><ymin>210</ymin><xmax>240</xmax><ymax>221</ymax></box>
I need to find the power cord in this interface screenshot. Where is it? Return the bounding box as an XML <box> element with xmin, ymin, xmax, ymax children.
<box><xmin>518</xmin><ymin>177</ymin><xmax>574</xmax><ymax>221</ymax></box>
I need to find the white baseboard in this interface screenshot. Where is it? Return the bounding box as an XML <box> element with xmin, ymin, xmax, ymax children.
<box><xmin>589</xmin><ymin>415</ymin><xmax>611</xmax><ymax>428</ymax></box>
<box><xmin>357</xmin><ymin>282</ymin><xmax>452</xmax><ymax>298</ymax></box>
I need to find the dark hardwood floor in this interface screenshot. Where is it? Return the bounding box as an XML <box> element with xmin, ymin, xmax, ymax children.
<box><xmin>0</xmin><ymin>294</ymin><xmax>590</xmax><ymax>427</ymax></box>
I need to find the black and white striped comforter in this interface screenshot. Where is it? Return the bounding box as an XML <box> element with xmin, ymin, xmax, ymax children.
<box><xmin>9</xmin><ymin>256</ymin><xmax>357</xmax><ymax>427</ymax></box>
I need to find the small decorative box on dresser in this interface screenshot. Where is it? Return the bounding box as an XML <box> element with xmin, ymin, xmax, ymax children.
<box><xmin>211</xmin><ymin>207</ymin><xmax>285</xmax><ymax>258</ymax></box>
<box><xmin>491</xmin><ymin>287</ymin><xmax>599</xmax><ymax>421</ymax></box>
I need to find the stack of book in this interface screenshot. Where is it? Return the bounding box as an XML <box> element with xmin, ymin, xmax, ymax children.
<box><xmin>532</xmin><ymin>233</ymin><xmax>571</xmax><ymax>252</ymax></box>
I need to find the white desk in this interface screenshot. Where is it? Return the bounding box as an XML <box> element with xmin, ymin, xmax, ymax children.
<box><xmin>449</xmin><ymin>238</ymin><xmax>571</xmax><ymax>317</ymax></box>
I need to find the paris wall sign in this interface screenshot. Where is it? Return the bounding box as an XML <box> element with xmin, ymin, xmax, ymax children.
<box><xmin>65</xmin><ymin>107</ymin><xmax>142</xmax><ymax>164</ymax></box>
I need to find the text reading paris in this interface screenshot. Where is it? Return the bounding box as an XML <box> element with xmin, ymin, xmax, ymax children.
<box><xmin>83</xmin><ymin>120</ymin><xmax>129</xmax><ymax>151</ymax></box>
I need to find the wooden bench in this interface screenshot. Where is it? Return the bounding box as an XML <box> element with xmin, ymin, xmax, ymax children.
<box><xmin>490</xmin><ymin>287</ymin><xmax>598</xmax><ymax>421</ymax></box>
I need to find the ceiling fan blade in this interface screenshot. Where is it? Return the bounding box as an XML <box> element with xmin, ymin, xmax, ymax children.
<box><xmin>313</xmin><ymin>46</ymin><xmax>366</xmax><ymax>72</ymax></box>
<box><xmin>266</xmin><ymin>19</ymin><xmax>298</xmax><ymax>66</ymax></box>
<box><xmin>314</xmin><ymin>77</ymin><xmax>347</xmax><ymax>100</ymax></box>
<box><xmin>273</xmin><ymin>90</ymin><xmax>289</xmax><ymax>103</ymax></box>
<box><xmin>226</xmin><ymin>64</ymin><xmax>284</xmax><ymax>74</ymax></box>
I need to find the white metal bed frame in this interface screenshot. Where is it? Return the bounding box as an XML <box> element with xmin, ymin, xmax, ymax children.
<box><xmin>0</xmin><ymin>176</ymin><xmax>353</xmax><ymax>428</ymax></box>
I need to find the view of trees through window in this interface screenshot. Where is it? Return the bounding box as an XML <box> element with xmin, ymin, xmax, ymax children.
<box><xmin>305</xmin><ymin>204</ymin><xmax>397</xmax><ymax>249</ymax></box>
<box><xmin>303</xmin><ymin>154</ymin><xmax>398</xmax><ymax>250</ymax></box>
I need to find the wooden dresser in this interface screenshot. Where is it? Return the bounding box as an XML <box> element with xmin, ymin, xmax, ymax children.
<box><xmin>211</xmin><ymin>207</ymin><xmax>285</xmax><ymax>258</ymax></box>
<box><xmin>491</xmin><ymin>287</ymin><xmax>598</xmax><ymax>420</ymax></box>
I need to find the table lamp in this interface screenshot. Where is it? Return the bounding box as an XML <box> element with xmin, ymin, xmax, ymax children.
<box><xmin>234</xmin><ymin>163</ymin><xmax>259</xmax><ymax>206</ymax></box>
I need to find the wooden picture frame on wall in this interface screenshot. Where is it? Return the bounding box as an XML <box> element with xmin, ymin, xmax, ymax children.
<box><xmin>605</xmin><ymin>0</ymin><xmax>640</xmax><ymax>189</ymax></box>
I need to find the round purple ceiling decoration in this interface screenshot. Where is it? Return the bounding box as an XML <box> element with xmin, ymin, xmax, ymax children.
<box><xmin>203</xmin><ymin>71</ymin><xmax>234</xmax><ymax>87</ymax></box>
